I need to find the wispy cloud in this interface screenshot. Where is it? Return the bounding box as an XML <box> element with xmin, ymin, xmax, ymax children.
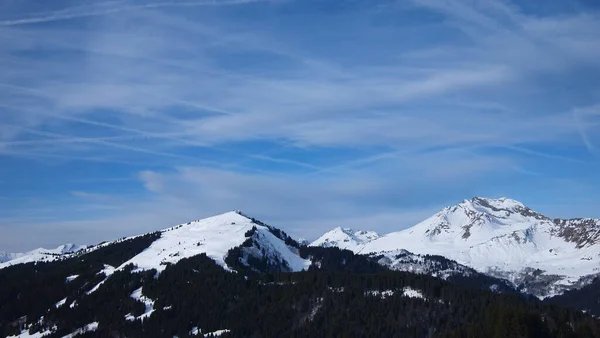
<box><xmin>0</xmin><ymin>0</ymin><xmax>599</xmax><ymax>250</ymax></box>
<box><xmin>572</xmin><ymin>104</ymin><xmax>600</xmax><ymax>154</ymax></box>
<box><xmin>0</xmin><ymin>0</ymin><xmax>277</xmax><ymax>26</ymax></box>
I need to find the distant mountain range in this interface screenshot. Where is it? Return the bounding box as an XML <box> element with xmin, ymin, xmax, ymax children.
<box><xmin>0</xmin><ymin>244</ymin><xmax>86</xmax><ymax>267</ymax></box>
<box><xmin>3</xmin><ymin>198</ymin><xmax>600</xmax><ymax>298</ymax></box>
<box><xmin>3</xmin><ymin>198</ymin><xmax>599</xmax><ymax>299</ymax></box>
<box><xmin>2</xmin><ymin>199</ymin><xmax>600</xmax><ymax>337</ymax></box>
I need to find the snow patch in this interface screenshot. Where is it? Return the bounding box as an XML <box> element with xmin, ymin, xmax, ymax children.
<box><xmin>189</xmin><ymin>328</ymin><xmax>231</xmax><ymax>337</ymax></box>
<box><xmin>65</xmin><ymin>275</ymin><xmax>78</xmax><ymax>282</ymax></box>
<box><xmin>61</xmin><ymin>322</ymin><xmax>98</xmax><ymax>338</ymax></box>
<box><xmin>7</xmin><ymin>327</ymin><xmax>56</xmax><ymax>338</ymax></box>
<box><xmin>327</xmin><ymin>286</ymin><xmax>345</xmax><ymax>293</ymax></box>
<box><xmin>365</xmin><ymin>287</ymin><xmax>425</xmax><ymax>300</ymax></box>
<box><xmin>204</xmin><ymin>329</ymin><xmax>230</xmax><ymax>337</ymax></box>
<box><xmin>302</xmin><ymin>297</ymin><xmax>323</xmax><ymax>323</ymax></box>
<box><xmin>98</xmin><ymin>264</ymin><xmax>115</xmax><ymax>276</ymax></box>
<box><xmin>130</xmin><ymin>287</ymin><xmax>155</xmax><ymax>320</ymax></box>
<box><xmin>86</xmin><ymin>264</ymin><xmax>115</xmax><ymax>295</ymax></box>
<box><xmin>55</xmin><ymin>298</ymin><xmax>67</xmax><ymax>308</ymax></box>
<box><xmin>402</xmin><ymin>287</ymin><xmax>424</xmax><ymax>299</ymax></box>
<box><xmin>365</xmin><ymin>289</ymin><xmax>395</xmax><ymax>299</ymax></box>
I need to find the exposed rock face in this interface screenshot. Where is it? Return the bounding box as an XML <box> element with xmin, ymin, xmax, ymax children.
<box><xmin>552</xmin><ymin>218</ymin><xmax>600</xmax><ymax>248</ymax></box>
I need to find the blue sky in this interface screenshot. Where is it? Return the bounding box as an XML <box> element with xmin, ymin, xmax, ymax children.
<box><xmin>1</xmin><ymin>0</ymin><xmax>599</xmax><ymax>251</ymax></box>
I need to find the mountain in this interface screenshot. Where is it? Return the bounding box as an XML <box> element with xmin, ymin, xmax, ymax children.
<box><xmin>304</xmin><ymin>225</ymin><xmax>520</xmax><ymax>295</ymax></box>
<box><xmin>106</xmin><ymin>211</ymin><xmax>310</xmax><ymax>274</ymax></box>
<box><xmin>20</xmin><ymin>211</ymin><xmax>309</xmax><ymax>274</ymax></box>
<box><xmin>2</xmin><ymin>212</ymin><xmax>600</xmax><ymax>338</ymax></box>
<box><xmin>0</xmin><ymin>244</ymin><xmax>86</xmax><ymax>268</ymax></box>
<box><xmin>310</xmin><ymin>227</ymin><xmax>379</xmax><ymax>251</ymax></box>
<box><xmin>310</xmin><ymin>234</ymin><xmax>516</xmax><ymax>294</ymax></box>
<box><xmin>0</xmin><ymin>251</ymin><xmax>22</xmax><ymax>263</ymax></box>
<box><xmin>1</xmin><ymin>212</ymin><xmax>309</xmax><ymax>274</ymax></box>
<box><xmin>0</xmin><ymin>211</ymin><xmax>311</xmax><ymax>337</ymax></box>
<box><xmin>3</xmin><ymin>209</ymin><xmax>600</xmax><ymax>337</ymax></box>
<box><xmin>312</xmin><ymin>197</ymin><xmax>600</xmax><ymax>298</ymax></box>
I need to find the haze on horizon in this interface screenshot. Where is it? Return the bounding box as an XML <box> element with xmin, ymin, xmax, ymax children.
<box><xmin>0</xmin><ymin>0</ymin><xmax>599</xmax><ymax>252</ymax></box>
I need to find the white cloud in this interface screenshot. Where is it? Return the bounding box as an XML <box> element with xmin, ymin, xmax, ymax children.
<box><xmin>0</xmin><ymin>0</ymin><xmax>599</xmax><ymax>250</ymax></box>
<box><xmin>0</xmin><ymin>0</ymin><xmax>277</xmax><ymax>27</ymax></box>
<box><xmin>2</xmin><ymin>0</ymin><xmax>594</xmax><ymax>152</ymax></box>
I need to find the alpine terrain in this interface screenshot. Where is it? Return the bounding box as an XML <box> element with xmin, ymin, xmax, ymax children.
<box><xmin>310</xmin><ymin>227</ymin><xmax>380</xmax><ymax>251</ymax></box>
<box><xmin>2</xmin><ymin>208</ymin><xmax>600</xmax><ymax>337</ymax></box>
<box><xmin>0</xmin><ymin>244</ymin><xmax>86</xmax><ymax>267</ymax></box>
<box><xmin>312</xmin><ymin>197</ymin><xmax>600</xmax><ymax>298</ymax></box>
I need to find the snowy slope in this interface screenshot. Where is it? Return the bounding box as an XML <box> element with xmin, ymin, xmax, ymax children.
<box><xmin>2</xmin><ymin>212</ymin><xmax>312</xmax><ymax>337</ymax></box>
<box><xmin>314</xmin><ymin>197</ymin><xmax>600</xmax><ymax>298</ymax></box>
<box><xmin>0</xmin><ymin>244</ymin><xmax>86</xmax><ymax>269</ymax></box>
<box><xmin>115</xmin><ymin>211</ymin><xmax>310</xmax><ymax>273</ymax></box>
<box><xmin>0</xmin><ymin>212</ymin><xmax>310</xmax><ymax>275</ymax></box>
<box><xmin>0</xmin><ymin>251</ymin><xmax>24</xmax><ymax>263</ymax></box>
<box><xmin>310</xmin><ymin>227</ymin><xmax>379</xmax><ymax>251</ymax></box>
<box><xmin>372</xmin><ymin>249</ymin><xmax>474</xmax><ymax>279</ymax></box>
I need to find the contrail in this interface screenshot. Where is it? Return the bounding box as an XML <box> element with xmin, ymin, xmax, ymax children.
<box><xmin>0</xmin><ymin>0</ymin><xmax>275</xmax><ymax>26</ymax></box>
<box><xmin>502</xmin><ymin>145</ymin><xmax>591</xmax><ymax>165</ymax></box>
<box><xmin>572</xmin><ymin>108</ymin><xmax>598</xmax><ymax>155</ymax></box>
<box><xmin>0</xmin><ymin>135</ymin><xmax>151</xmax><ymax>147</ymax></box>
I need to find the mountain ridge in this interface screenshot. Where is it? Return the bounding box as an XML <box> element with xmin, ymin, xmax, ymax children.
<box><xmin>0</xmin><ymin>211</ymin><xmax>310</xmax><ymax>275</ymax></box>
<box><xmin>4</xmin><ymin>199</ymin><xmax>600</xmax><ymax>300</ymax></box>
<box><xmin>3</xmin><ymin>205</ymin><xmax>600</xmax><ymax>337</ymax></box>
<box><xmin>0</xmin><ymin>244</ymin><xmax>86</xmax><ymax>268</ymax></box>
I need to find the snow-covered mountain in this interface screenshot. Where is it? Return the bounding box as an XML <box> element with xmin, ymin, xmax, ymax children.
<box><xmin>310</xmin><ymin>227</ymin><xmax>379</xmax><ymax>251</ymax></box>
<box><xmin>6</xmin><ymin>202</ymin><xmax>599</xmax><ymax>299</ymax></box>
<box><xmin>0</xmin><ymin>244</ymin><xmax>86</xmax><ymax>268</ymax></box>
<box><xmin>312</xmin><ymin>197</ymin><xmax>600</xmax><ymax>298</ymax></box>
<box><xmin>5</xmin><ymin>207</ymin><xmax>600</xmax><ymax>338</ymax></box>
<box><xmin>0</xmin><ymin>211</ymin><xmax>310</xmax><ymax>274</ymax></box>
<box><xmin>0</xmin><ymin>251</ymin><xmax>22</xmax><ymax>263</ymax></box>
<box><xmin>310</xmin><ymin>227</ymin><xmax>515</xmax><ymax>293</ymax></box>
<box><xmin>117</xmin><ymin>211</ymin><xmax>310</xmax><ymax>273</ymax></box>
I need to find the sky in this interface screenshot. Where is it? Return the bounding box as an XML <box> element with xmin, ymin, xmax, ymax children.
<box><xmin>0</xmin><ymin>0</ymin><xmax>599</xmax><ymax>252</ymax></box>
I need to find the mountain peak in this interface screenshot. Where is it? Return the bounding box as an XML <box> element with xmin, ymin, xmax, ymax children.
<box><xmin>351</xmin><ymin>197</ymin><xmax>600</xmax><ymax>298</ymax></box>
<box><xmin>467</xmin><ymin>197</ymin><xmax>526</xmax><ymax>211</ymax></box>
<box><xmin>332</xmin><ymin>226</ymin><xmax>358</xmax><ymax>235</ymax></box>
<box><xmin>418</xmin><ymin>196</ymin><xmax>552</xmax><ymax>242</ymax></box>
<box><xmin>311</xmin><ymin>227</ymin><xmax>379</xmax><ymax>251</ymax></box>
<box><xmin>93</xmin><ymin>211</ymin><xmax>309</xmax><ymax>274</ymax></box>
<box><xmin>54</xmin><ymin>243</ymin><xmax>84</xmax><ymax>254</ymax></box>
<box><xmin>442</xmin><ymin>196</ymin><xmax>549</xmax><ymax>224</ymax></box>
